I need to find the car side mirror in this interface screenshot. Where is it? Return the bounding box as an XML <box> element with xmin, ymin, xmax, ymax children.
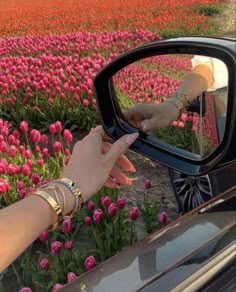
<box><xmin>94</xmin><ymin>37</ymin><xmax>236</xmax><ymax>176</ymax></box>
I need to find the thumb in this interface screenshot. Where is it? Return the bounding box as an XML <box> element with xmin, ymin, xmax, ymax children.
<box><xmin>105</xmin><ymin>133</ymin><xmax>139</xmax><ymax>166</ymax></box>
<box><xmin>140</xmin><ymin>119</ymin><xmax>157</xmax><ymax>132</ymax></box>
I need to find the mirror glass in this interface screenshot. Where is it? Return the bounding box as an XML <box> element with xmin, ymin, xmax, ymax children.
<box><xmin>112</xmin><ymin>54</ymin><xmax>228</xmax><ymax>159</ymax></box>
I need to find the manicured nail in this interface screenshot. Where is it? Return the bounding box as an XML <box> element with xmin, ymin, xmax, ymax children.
<box><xmin>129</xmin><ymin>165</ymin><xmax>136</xmax><ymax>172</ymax></box>
<box><xmin>126</xmin><ymin>178</ymin><xmax>132</xmax><ymax>185</ymax></box>
<box><xmin>125</xmin><ymin>132</ymin><xmax>139</xmax><ymax>146</ymax></box>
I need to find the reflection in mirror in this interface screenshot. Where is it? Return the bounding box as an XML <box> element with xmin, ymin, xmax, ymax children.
<box><xmin>112</xmin><ymin>54</ymin><xmax>228</xmax><ymax>159</ymax></box>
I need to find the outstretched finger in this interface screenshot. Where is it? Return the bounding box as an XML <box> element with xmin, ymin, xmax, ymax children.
<box><xmin>104</xmin><ymin>132</ymin><xmax>139</xmax><ymax>170</ymax></box>
<box><xmin>102</xmin><ymin>142</ymin><xmax>136</xmax><ymax>172</ymax></box>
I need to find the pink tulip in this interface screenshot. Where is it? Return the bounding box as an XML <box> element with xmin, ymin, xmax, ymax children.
<box><xmin>8</xmin><ymin>134</ymin><xmax>16</xmax><ymax>145</ymax></box>
<box><xmin>84</xmin><ymin>216</ymin><xmax>92</xmax><ymax>226</ymax></box>
<box><xmin>17</xmin><ymin>181</ymin><xmax>25</xmax><ymax>190</ymax></box>
<box><xmin>42</xmin><ymin>148</ymin><xmax>50</xmax><ymax>158</ymax></box>
<box><xmin>67</xmin><ymin>272</ymin><xmax>77</xmax><ymax>283</ymax></box>
<box><xmin>129</xmin><ymin>207</ymin><xmax>139</xmax><ymax>221</ymax></box>
<box><xmin>7</xmin><ymin>164</ymin><xmax>17</xmax><ymax>176</ymax></box>
<box><xmin>51</xmin><ymin>241</ymin><xmax>63</xmax><ymax>254</ymax></box>
<box><xmin>21</xmin><ymin>164</ymin><xmax>31</xmax><ymax>176</ymax></box>
<box><xmin>37</xmin><ymin>159</ymin><xmax>44</xmax><ymax>167</ymax></box>
<box><xmin>53</xmin><ymin>141</ymin><xmax>62</xmax><ymax>152</ymax></box>
<box><xmin>145</xmin><ymin>179</ymin><xmax>151</xmax><ymax>190</ymax></box>
<box><xmin>62</xmin><ymin>218</ymin><xmax>73</xmax><ymax>234</ymax></box>
<box><xmin>55</xmin><ymin>121</ymin><xmax>63</xmax><ymax>132</ymax></box>
<box><xmin>0</xmin><ymin>162</ymin><xmax>7</xmax><ymax>174</ymax></box>
<box><xmin>19</xmin><ymin>189</ymin><xmax>27</xmax><ymax>200</ymax></box>
<box><xmin>18</xmin><ymin>288</ymin><xmax>32</xmax><ymax>292</ymax></box>
<box><xmin>159</xmin><ymin>211</ymin><xmax>168</xmax><ymax>224</ymax></box>
<box><xmin>101</xmin><ymin>196</ymin><xmax>111</xmax><ymax>207</ymax></box>
<box><xmin>116</xmin><ymin>197</ymin><xmax>126</xmax><ymax>209</ymax></box>
<box><xmin>82</xmin><ymin>99</ymin><xmax>89</xmax><ymax>107</ymax></box>
<box><xmin>64</xmin><ymin>241</ymin><xmax>73</xmax><ymax>250</ymax></box>
<box><xmin>39</xmin><ymin>231</ymin><xmax>49</xmax><ymax>242</ymax></box>
<box><xmin>178</xmin><ymin>121</ymin><xmax>185</xmax><ymax>129</ymax></box>
<box><xmin>93</xmin><ymin>209</ymin><xmax>103</xmax><ymax>224</ymax></box>
<box><xmin>0</xmin><ymin>141</ymin><xmax>7</xmax><ymax>152</ymax></box>
<box><xmin>24</xmin><ymin>150</ymin><xmax>31</xmax><ymax>159</ymax></box>
<box><xmin>30</xmin><ymin>129</ymin><xmax>41</xmax><ymax>144</ymax></box>
<box><xmin>40</xmin><ymin>258</ymin><xmax>50</xmax><ymax>270</ymax></box>
<box><xmin>52</xmin><ymin>283</ymin><xmax>63</xmax><ymax>291</ymax></box>
<box><xmin>87</xmin><ymin>201</ymin><xmax>95</xmax><ymax>211</ymax></box>
<box><xmin>31</xmin><ymin>173</ymin><xmax>40</xmax><ymax>185</ymax></box>
<box><xmin>0</xmin><ymin>180</ymin><xmax>10</xmax><ymax>193</ymax></box>
<box><xmin>41</xmin><ymin>134</ymin><xmax>49</xmax><ymax>145</ymax></box>
<box><xmin>20</xmin><ymin>121</ymin><xmax>29</xmax><ymax>132</ymax></box>
<box><xmin>49</xmin><ymin>124</ymin><xmax>56</xmax><ymax>134</ymax></box>
<box><xmin>33</xmin><ymin>106</ymin><xmax>41</xmax><ymax>113</ymax></box>
<box><xmin>108</xmin><ymin>203</ymin><xmax>118</xmax><ymax>217</ymax></box>
<box><xmin>84</xmin><ymin>255</ymin><xmax>96</xmax><ymax>271</ymax></box>
<box><xmin>63</xmin><ymin>129</ymin><xmax>73</xmax><ymax>142</ymax></box>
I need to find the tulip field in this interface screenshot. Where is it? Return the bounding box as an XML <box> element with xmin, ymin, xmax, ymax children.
<box><xmin>0</xmin><ymin>0</ymin><xmax>225</xmax><ymax>291</ymax></box>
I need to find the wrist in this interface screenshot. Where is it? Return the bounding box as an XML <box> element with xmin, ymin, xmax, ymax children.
<box><xmin>164</xmin><ymin>99</ymin><xmax>182</xmax><ymax>120</ymax></box>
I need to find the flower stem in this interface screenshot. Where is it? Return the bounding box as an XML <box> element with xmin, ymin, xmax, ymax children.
<box><xmin>130</xmin><ymin>221</ymin><xmax>134</xmax><ymax>246</ymax></box>
<box><xmin>11</xmin><ymin>262</ymin><xmax>24</xmax><ymax>287</ymax></box>
<box><xmin>57</xmin><ymin>254</ymin><xmax>65</xmax><ymax>276</ymax></box>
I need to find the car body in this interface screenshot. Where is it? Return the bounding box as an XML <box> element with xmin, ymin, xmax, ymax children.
<box><xmin>61</xmin><ymin>187</ymin><xmax>236</xmax><ymax>291</ymax></box>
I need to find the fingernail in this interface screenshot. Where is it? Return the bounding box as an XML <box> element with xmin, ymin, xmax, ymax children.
<box><xmin>126</xmin><ymin>178</ymin><xmax>132</xmax><ymax>185</ymax></box>
<box><xmin>125</xmin><ymin>133</ymin><xmax>139</xmax><ymax>146</ymax></box>
<box><xmin>129</xmin><ymin>165</ymin><xmax>136</xmax><ymax>172</ymax></box>
<box><xmin>113</xmin><ymin>183</ymin><xmax>120</xmax><ymax>189</ymax></box>
<box><xmin>140</xmin><ymin>123</ymin><xmax>147</xmax><ymax>132</ymax></box>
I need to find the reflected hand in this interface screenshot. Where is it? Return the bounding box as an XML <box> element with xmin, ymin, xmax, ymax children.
<box><xmin>123</xmin><ymin>102</ymin><xmax>180</xmax><ymax>132</ymax></box>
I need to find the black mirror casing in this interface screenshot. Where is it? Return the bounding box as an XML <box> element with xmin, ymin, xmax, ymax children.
<box><xmin>94</xmin><ymin>37</ymin><xmax>236</xmax><ymax>176</ymax></box>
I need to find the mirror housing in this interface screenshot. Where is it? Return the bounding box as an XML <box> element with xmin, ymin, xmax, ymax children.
<box><xmin>94</xmin><ymin>37</ymin><xmax>236</xmax><ymax>176</ymax></box>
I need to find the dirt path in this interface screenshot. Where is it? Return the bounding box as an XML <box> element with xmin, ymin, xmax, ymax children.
<box><xmin>212</xmin><ymin>0</ymin><xmax>236</xmax><ymax>33</ymax></box>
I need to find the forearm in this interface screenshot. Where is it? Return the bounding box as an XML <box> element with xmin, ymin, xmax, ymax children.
<box><xmin>0</xmin><ymin>186</ymin><xmax>74</xmax><ymax>272</ymax></box>
<box><xmin>178</xmin><ymin>64</ymin><xmax>214</xmax><ymax>102</ymax></box>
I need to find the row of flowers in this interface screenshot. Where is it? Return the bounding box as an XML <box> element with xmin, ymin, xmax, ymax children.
<box><xmin>0</xmin><ymin>0</ymin><xmax>222</xmax><ymax>37</ymax></box>
<box><xmin>0</xmin><ymin>30</ymin><xmax>160</xmax><ymax>130</ymax></box>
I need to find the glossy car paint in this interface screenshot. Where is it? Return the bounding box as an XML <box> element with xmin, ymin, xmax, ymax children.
<box><xmin>61</xmin><ymin>188</ymin><xmax>236</xmax><ymax>292</ymax></box>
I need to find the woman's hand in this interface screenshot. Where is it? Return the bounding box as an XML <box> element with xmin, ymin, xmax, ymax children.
<box><xmin>60</xmin><ymin>126</ymin><xmax>139</xmax><ymax>202</ymax></box>
<box><xmin>123</xmin><ymin>102</ymin><xmax>180</xmax><ymax>132</ymax></box>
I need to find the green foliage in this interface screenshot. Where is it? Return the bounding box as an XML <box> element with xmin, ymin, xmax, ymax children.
<box><xmin>137</xmin><ymin>190</ymin><xmax>168</xmax><ymax>234</ymax></box>
<box><xmin>0</xmin><ymin>95</ymin><xmax>99</xmax><ymax>132</ymax></box>
<box><xmin>152</xmin><ymin>121</ymin><xmax>193</xmax><ymax>152</ymax></box>
<box><xmin>195</xmin><ymin>4</ymin><xmax>223</xmax><ymax>16</ymax></box>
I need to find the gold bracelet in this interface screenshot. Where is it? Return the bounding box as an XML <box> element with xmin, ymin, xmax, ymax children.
<box><xmin>39</xmin><ymin>183</ymin><xmax>67</xmax><ymax>217</ymax></box>
<box><xmin>28</xmin><ymin>190</ymin><xmax>63</xmax><ymax>231</ymax></box>
<box><xmin>169</xmin><ymin>91</ymin><xmax>190</xmax><ymax>108</ymax></box>
<box><xmin>53</xmin><ymin>178</ymin><xmax>84</xmax><ymax>217</ymax></box>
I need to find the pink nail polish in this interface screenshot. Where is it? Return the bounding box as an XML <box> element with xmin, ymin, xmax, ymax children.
<box><xmin>130</xmin><ymin>166</ymin><xmax>136</xmax><ymax>172</ymax></box>
<box><xmin>125</xmin><ymin>133</ymin><xmax>139</xmax><ymax>146</ymax></box>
